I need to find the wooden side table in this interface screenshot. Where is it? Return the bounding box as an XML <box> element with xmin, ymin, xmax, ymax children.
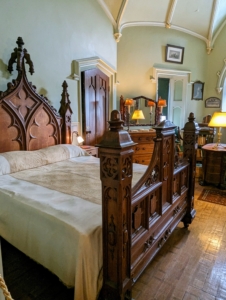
<box><xmin>80</xmin><ymin>145</ymin><xmax>98</xmax><ymax>157</ymax></box>
<box><xmin>200</xmin><ymin>143</ymin><xmax>226</xmax><ymax>189</ymax></box>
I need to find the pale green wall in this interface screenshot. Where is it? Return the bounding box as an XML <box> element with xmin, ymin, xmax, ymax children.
<box><xmin>117</xmin><ymin>26</ymin><xmax>208</xmax><ymax>123</ymax></box>
<box><xmin>0</xmin><ymin>0</ymin><xmax>116</xmax><ymax>122</ymax></box>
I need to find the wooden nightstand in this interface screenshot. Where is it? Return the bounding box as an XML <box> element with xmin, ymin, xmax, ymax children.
<box><xmin>80</xmin><ymin>145</ymin><xmax>98</xmax><ymax>157</ymax></box>
<box><xmin>200</xmin><ymin>143</ymin><xmax>226</xmax><ymax>189</ymax></box>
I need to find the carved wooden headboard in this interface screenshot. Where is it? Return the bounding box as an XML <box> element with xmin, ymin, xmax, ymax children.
<box><xmin>0</xmin><ymin>37</ymin><xmax>72</xmax><ymax>153</ymax></box>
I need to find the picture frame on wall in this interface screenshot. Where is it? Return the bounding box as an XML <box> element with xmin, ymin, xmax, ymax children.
<box><xmin>165</xmin><ymin>44</ymin><xmax>184</xmax><ymax>64</ymax></box>
<box><xmin>205</xmin><ymin>97</ymin><xmax>221</xmax><ymax>108</ymax></box>
<box><xmin>192</xmin><ymin>81</ymin><xmax>204</xmax><ymax>100</ymax></box>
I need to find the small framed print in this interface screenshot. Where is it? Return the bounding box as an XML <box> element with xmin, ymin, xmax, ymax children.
<box><xmin>205</xmin><ymin>97</ymin><xmax>221</xmax><ymax>108</ymax></box>
<box><xmin>192</xmin><ymin>81</ymin><xmax>204</xmax><ymax>100</ymax></box>
<box><xmin>165</xmin><ymin>44</ymin><xmax>184</xmax><ymax>64</ymax></box>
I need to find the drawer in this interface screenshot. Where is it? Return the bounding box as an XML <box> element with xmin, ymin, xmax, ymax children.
<box><xmin>131</xmin><ymin>136</ymin><xmax>155</xmax><ymax>143</ymax></box>
<box><xmin>87</xmin><ymin>148</ymin><xmax>98</xmax><ymax>156</ymax></box>
<box><xmin>206</xmin><ymin>173</ymin><xmax>220</xmax><ymax>183</ymax></box>
<box><xmin>206</xmin><ymin>151</ymin><xmax>222</xmax><ymax>158</ymax></box>
<box><xmin>133</xmin><ymin>155</ymin><xmax>153</xmax><ymax>165</ymax></box>
<box><xmin>206</xmin><ymin>157</ymin><xmax>222</xmax><ymax>164</ymax></box>
<box><xmin>207</xmin><ymin>165</ymin><xmax>221</xmax><ymax>173</ymax></box>
<box><xmin>133</xmin><ymin>144</ymin><xmax>154</xmax><ymax>154</ymax></box>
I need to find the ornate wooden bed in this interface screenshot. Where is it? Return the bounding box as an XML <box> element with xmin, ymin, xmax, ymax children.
<box><xmin>0</xmin><ymin>38</ymin><xmax>198</xmax><ymax>300</ymax></box>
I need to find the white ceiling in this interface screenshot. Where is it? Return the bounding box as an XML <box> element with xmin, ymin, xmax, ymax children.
<box><xmin>97</xmin><ymin>0</ymin><xmax>226</xmax><ymax>53</ymax></box>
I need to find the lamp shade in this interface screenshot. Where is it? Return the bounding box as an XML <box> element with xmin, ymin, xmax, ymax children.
<box><xmin>147</xmin><ymin>100</ymin><xmax>155</xmax><ymax>107</ymax></box>
<box><xmin>77</xmin><ymin>135</ymin><xmax>84</xmax><ymax>144</ymax></box>
<box><xmin>158</xmin><ymin>99</ymin><xmax>167</xmax><ymax>107</ymax></box>
<box><xmin>124</xmin><ymin>99</ymin><xmax>134</xmax><ymax>106</ymax></box>
<box><xmin>208</xmin><ymin>112</ymin><xmax>226</xmax><ymax>127</ymax></box>
<box><xmin>132</xmin><ymin>109</ymin><xmax>145</xmax><ymax>120</ymax></box>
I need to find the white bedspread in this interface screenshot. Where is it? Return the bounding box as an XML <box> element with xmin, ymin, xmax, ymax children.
<box><xmin>0</xmin><ymin>145</ymin><xmax>147</xmax><ymax>300</ymax></box>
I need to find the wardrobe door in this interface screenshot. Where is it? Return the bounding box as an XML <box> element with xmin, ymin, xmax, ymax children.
<box><xmin>81</xmin><ymin>69</ymin><xmax>109</xmax><ymax>145</ymax></box>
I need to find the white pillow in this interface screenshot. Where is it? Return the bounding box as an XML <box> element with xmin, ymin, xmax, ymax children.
<box><xmin>0</xmin><ymin>144</ymin><xmax>89</xmax><ymax>175</ymax></box>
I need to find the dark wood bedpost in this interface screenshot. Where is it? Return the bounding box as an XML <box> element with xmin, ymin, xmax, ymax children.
<box><xmin>97</xmin><ymin>110</ymin><xmax>136</xmax><ymax>300</ymax></box>
<box><xmin>182</xmin><ymin>112</ymin><xmax>199</xmax><ymax>226</ymax></box>
<box><xmin>59</xmin><ymin>81</ymin><xmax>73</xmax><ymax>144</ymax></box>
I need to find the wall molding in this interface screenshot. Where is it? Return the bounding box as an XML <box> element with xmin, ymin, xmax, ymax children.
<box><xmin>152</xmin><ymin>67</ymin><xmax>192</xmax><ymax>84</ymax></box>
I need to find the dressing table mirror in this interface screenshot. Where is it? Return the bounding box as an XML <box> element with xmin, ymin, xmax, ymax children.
<box><xmin>120</xmin><ymin>95</ymin><xmax>158</xmax><ymax>129</ymax></box>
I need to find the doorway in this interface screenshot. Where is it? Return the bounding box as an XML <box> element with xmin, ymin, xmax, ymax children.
<box><xmin>155</xmin><ymin>68</ymin><xmax>191</xmax><ymax>129</ymax></box>
<box><xmin>158</xmin><ymin>78</ymin><xmax>169</xmax><ymax>119</ymax></box>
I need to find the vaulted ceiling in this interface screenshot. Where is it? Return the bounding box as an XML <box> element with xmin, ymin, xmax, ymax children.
<box><xmin>97</xmin><ymin>0</ymin><xmax>226</xmax><ymax>53</ymax></box>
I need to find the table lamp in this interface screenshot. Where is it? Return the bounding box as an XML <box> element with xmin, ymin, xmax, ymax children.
<box><xmin>208</xmin><ymin>111</ymin><xmax>226</xmax><ymax>148</ymax></box>
<box><xmin>157</xmin><ymin>97</ymin><xmax>167</xmax><ymax>123</ymax></box>
<box><xmin>132</xmin><ymin>109</ymin><xmax>145</xmax><ymax>124</ymax></box>
<box><xmin>147</xmin><ymin>100</ymin><xmax>155</xmax><ymax>124</ymax></box>
<box><xmin>157</xmin><ymin>97</ymin><xmax>167</xmax><ymax>114</ymax></box>
<box><xmin>124</xmin><ymin>98</ymin><xmax>134</xmax><ymax>131</ymax></box>
<box><xmin>72</xmin><ymin>131</ymin><xmax>84</xmax><ymax>146</ymax></box>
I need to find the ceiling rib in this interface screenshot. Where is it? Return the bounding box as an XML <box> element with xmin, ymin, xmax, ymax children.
<box><xmin>114</xmin><ymin>0</ymin><xmax>129</xmax><ymax>42</ymax></box>
<box><xmin>207</xmin><ymin>0</ymin><xmax>220</xmax><ymax>54</ymax></box>
<box><xmin>120</xmin><ymin>21</ymin><xmax>165</xmax><ymax>32</ymax></box>
<box><xmin>169</xmin><ymin>25</ymin><xmax>208</xmax><ymax>43</ymax></box>
<box><xmin>116</xmin><ymin>0</ymin><xmax>129</xmax><ymax>29</ymax></box>
<box><xmin>97</xmin><ymin>0</ymin><xmax>117</xmax><ymax>29</ymax></box>
<box><xmin>213</xmin><ymin>18</ymin><xmax>226</xmax><ymax>46</ymax></box>
<box><xmin>165</xmin><ymin>0</ymin><xmax>178</xmax><ymax>29</ymax></box>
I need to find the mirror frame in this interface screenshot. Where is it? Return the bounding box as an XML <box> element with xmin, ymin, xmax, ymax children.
<box><xmin>120</xmin><ymin>95</ymin><xmax>158</xmax><ymax>126</ymax></box>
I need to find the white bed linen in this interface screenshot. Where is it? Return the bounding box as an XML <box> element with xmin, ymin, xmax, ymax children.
<box><xmin>0</xmin><ymin>150</ymin><xmax>147</xmax><ymax>300</ymax></box>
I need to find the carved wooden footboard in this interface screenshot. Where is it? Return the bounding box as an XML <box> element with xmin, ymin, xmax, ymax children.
<box><xmin>98</xmin><ymin>111</ymin><xmax>198</xmax><ymax>300</ymax></box>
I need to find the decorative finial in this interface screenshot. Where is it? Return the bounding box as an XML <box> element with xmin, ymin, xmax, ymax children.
<box><xmin>108</xmin><ymin>110</ymin><xmax>124</xmax><ymax>131</ymax></box>
<box><xmin>7</xmin><ymin>37</ymin><xmax>34</xmax><ymax>76</ymax></box>
<box><xmin>59</xmin><ymin>80</ymin><xmax>73</xmax><ymax>118</ymax></box>
<box><xmin>16</xmin><ymin>37</ymin><xmax>25</xmax><ymax>50</ymax></box>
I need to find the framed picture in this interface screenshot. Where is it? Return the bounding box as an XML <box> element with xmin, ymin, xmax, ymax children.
<box><xmin>192</xmin><ymin>81</ymin><xmax>204</xmax><ymax>100</ymax></box>
<box><xmin>205</xmin><ymin>97</ymin><xmax>221</xmax><ymax>108</ymax></box>
<box><xmin>165</xmin><ymin>44</ymin><xmax>184</xmax><ymax>64</ymax></box>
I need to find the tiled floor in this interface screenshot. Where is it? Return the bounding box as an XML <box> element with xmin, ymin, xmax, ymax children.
<box><xmin>132</xmin><ymin>180</ymin><xmax>226</xmax><ymax>300</ymax></box>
